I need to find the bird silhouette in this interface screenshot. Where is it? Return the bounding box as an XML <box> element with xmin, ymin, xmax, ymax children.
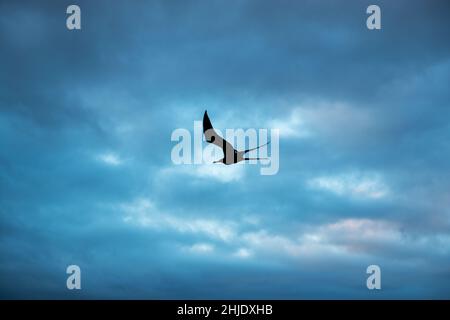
<box><xmin>203</xmin><ymin>110</ymin><xmax>269</xmax><ymax>165</ymax></box>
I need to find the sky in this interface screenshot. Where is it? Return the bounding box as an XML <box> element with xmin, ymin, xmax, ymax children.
<box><xmin>1</xmin><ymin>0</ymin><xmax>450</xmax><ymax>299</ymax></box>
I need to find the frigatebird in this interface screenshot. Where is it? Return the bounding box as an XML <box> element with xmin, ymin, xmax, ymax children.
<box><xmin>203</xmin><ymin>110</ymin><xmax>269</xmax><ymax>165</ymax></box>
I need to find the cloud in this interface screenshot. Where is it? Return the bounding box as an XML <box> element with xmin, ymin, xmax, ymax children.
<box><xmin>269</xmin><ymin>101</ymin><xmax>378</xmax><ymax>144</ymax></box>
<box><xmin>241</xmin><ymin>230</ymin><xmax>305</xmax><ymax>257</ymax></box>
<box><xmin>96</xmin><ymin>152</ymin><xmax>123</xmax><ymax>166</ymax></box>
<box><xmin>158</xmin><ymin>164</ymin><xmax>245</xmax><ymax>183</ymax></box>
<box><xmin>307</xmin><ymin>172</ymin><xmax>389</xmax><ymax>200</ymax></box>
<box><xmin>268</xmin><ymin>108</ymin><xmax>310</xmax><ymax>138</ymax></box>
<box><xmin>299</xmin><ymin>218</ymin><xmax>450</xmax><ymax>261</ymax></box>
<box><xmin>233</xmin><ymin>248</ymin><xmax>252</xmax><ymax>258</ymax></box>
<box><xmin>192</xmin><ymin>164</ymin><xmax>245</xmax><ymax>183</ymax></box>
<box><xmin>237</xmin><ymin>218</ymin><xmax>450</xmax><ymax>264</ymax></box>
<box><xmin>184</xmin><ymin>243</ymin><xmax>215</xmax><ymax>254</ymax></box>
<box><xmin>300</xmin><ymin>219</ymin><xmax>401</xmax><ymax>254</ymax></box>
<box><xmin>121</xmin><ymin>199</ymin><xmax>236</xmax><ymax>242</ymax></box>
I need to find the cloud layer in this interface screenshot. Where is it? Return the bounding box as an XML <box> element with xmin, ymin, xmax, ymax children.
<box><xmin>1</xmin><ymin>0</ymin><xmax>450</xmax><ymax>298</ymax></box>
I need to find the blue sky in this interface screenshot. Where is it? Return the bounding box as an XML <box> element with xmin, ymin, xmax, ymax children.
<box><xmin>1</xmin><ymin>0</ymin><xmax>450</xmax><ymax>299</ymax></box>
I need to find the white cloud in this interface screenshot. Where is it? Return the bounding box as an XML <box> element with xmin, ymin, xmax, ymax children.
<box><xmin>122</xmin><ymin>199</ymin><xmax>236</xmax><ymax>241</ymax></box>
<box><xmin>240</xmin><ymin>229</ymin><xmax>345</xmax><ymax>258</ymax></box>
<box><xmin>192</xmin><ymin>164</ymin><xmax>244</xmax><ymax>183</ymax></box>
<box><xmin>172</xmin><ymin>218</ymin><xmax>236</xmax><ymax>242</ymax></box>
<box><xmin>242</xmin><ymin>230</ymin><xmax>304</xmax><ymax>257</ymax></box>
<box><xmin>234</xmin><ymin>248</ymin><xmax>252</xmax><ymax>258</ymax></box>
<box><xmin>238</xmin><ymin>219</ymin><xmax>402</xmax><ymax>259</ymax></box>
<box><xmin>239</xmin><ymin>218</ymin><xmax>450</xmax><ymax>261</ymax></box>
<box><xmin>185</xmin><ymin>243</ymin><xmax>215</xmax><ymax>254</ymax></box>
<box><xmin>268</xmin><ymin>108</ymin><xmax>311</xmax><ymax>138</ymax></box>
<box><xmin>121</xmin><ymin>200</ymin><xmax>393</xmax><ymax>260</ymax></box>
<box><xmin>159</xmin><ymin>164</ymin><xmax>244</xmax><ymax>183</ymax></box>
<box><xmin>268</xmin><ymin>101</ymin><xmax>377</xmax><ymax>142</ymax></box>
<box><xmin>299</xmin><ymin>218</ymin><xmax>401</xmax><ymax>254</ymax></box>
<box><xmin>97</xmin><ymin>152</ymin><xmax>122</xmax><ymax>166</ymax></box>
<box><xmin>307</xmin><ymin>172</ymin><xmax>389</xmax><ymax>199</ymax></box>
<box><xmin>322</xmin><ymin>219</ymin><xmax>399</xmax><ymax>242</ymax></box>
<box><xmin>122</xmin><ymin>198</ymin><xmax>450</xmax><ymax>262</ymax></box>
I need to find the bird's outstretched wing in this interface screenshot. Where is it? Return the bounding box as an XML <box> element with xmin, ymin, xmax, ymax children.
<box><xmin>203</xmin><ymin>110</ymin><xmax>235</xmax><ymax>154</ymax></box>
<box><xmin>244</xmin><ymin>141</ymin><xmax>270</xmax><ymax>154</ymax></box>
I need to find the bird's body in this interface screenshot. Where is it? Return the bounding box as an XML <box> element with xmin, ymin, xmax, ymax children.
<box><xmin>203</xmin><ymin>110</ymin><xmax>268</xmax><ymax>165</ymax></box>
<box><xmin>215</xmin><ymin>149</ymin><xmax>245</xmax><ymax>165</ymax></box>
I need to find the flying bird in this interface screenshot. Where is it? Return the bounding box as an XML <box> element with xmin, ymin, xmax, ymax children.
<box><xmin>203</xmin><ymin>110</ymin><xmax>269</xmax><ymax>165</ymax></box>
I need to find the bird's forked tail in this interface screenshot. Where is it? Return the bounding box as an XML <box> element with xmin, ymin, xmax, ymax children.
<box><xmin>243</xmin><ymin>141</ymin><xmax>270</xmax><ymax>154</ymax></box>
<box><xmin>243</xmin><ymin>157</ymin><xmax>268</xmax><ymax>161</ymax></box>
